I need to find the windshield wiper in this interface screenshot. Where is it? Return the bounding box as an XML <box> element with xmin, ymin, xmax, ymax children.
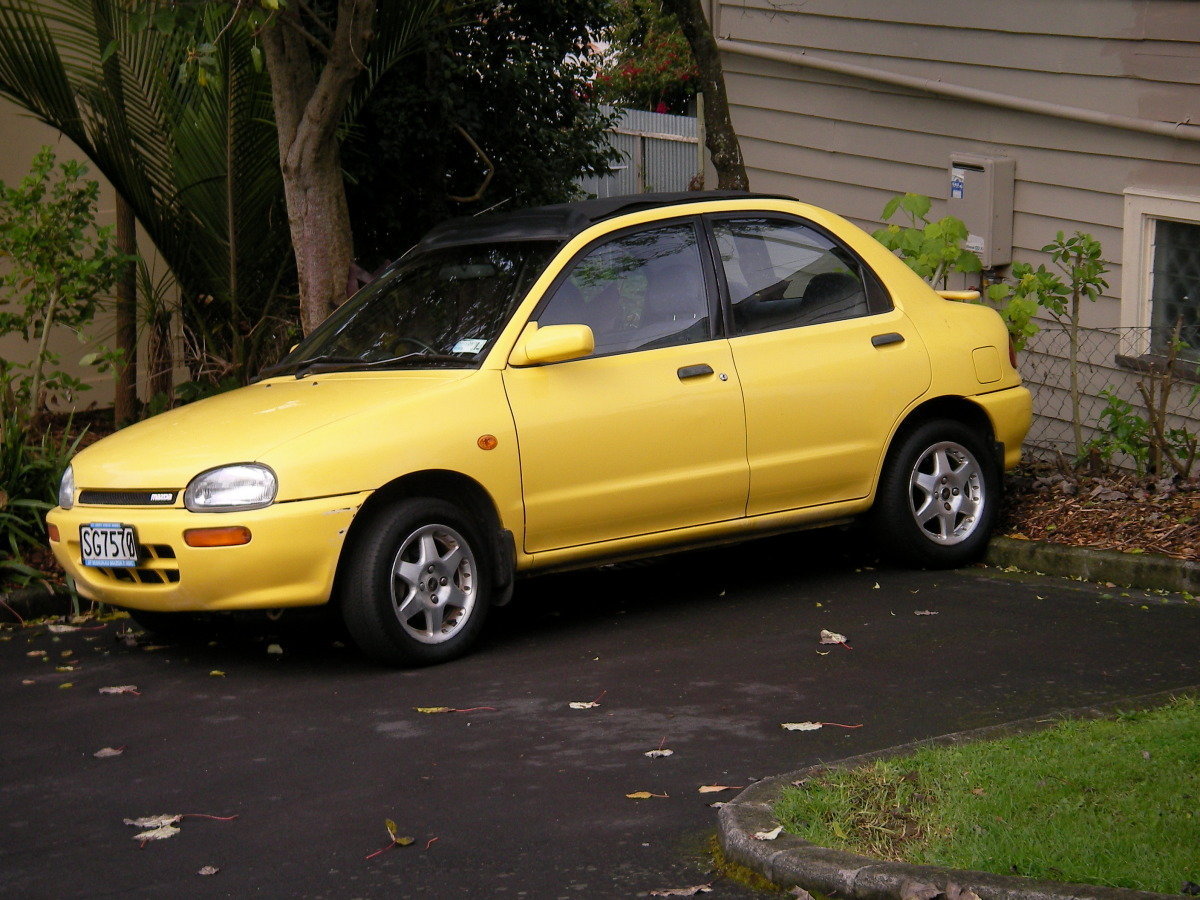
<box><xmin>293</xmin><ymin>352</ymin><xmax>473</xmax><ymax>376</ymax></box>
<box><xmin>256</xmin><ymin>355</ymin><xmax>362</xmax><ymax>380</ymax></box>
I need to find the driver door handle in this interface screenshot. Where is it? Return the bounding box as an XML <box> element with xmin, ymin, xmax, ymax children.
<box><xmin>677</xmin><ymin>364</ymin><xmax>714</xmax><ymax>380</ymax></box>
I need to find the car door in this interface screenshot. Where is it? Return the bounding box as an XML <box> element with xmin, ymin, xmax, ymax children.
<box><xmin>503</xmin><ymin>219</ymin><xmax>748</xmax><ymax>553</ymax></box>
<box><xmin>709</xmin><ymin>215</ymin><xmax>932</xmax><ymax>516</ymax></box>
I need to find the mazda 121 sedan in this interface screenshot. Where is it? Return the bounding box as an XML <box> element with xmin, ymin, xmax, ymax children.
<box><xmin>48</xmin><ymin>192</ymin><xmax>1031</xmax><ymax>665</ymax></box>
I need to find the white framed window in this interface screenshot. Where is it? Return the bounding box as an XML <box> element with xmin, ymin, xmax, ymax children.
<box><xmin>1122</xmin><ymin>189</ymin><xmax>1200</xmax><ymax>362</ymax></box>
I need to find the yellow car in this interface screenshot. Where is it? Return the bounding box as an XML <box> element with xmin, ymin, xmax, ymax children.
<box><xmin>48</xmin><ymin>192</ymin><xmax>1031</xmax><ymax>665</ymax></box>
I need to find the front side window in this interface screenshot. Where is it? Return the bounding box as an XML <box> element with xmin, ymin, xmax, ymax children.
<box><xmin>537</xmin><ymin>222</ymin><xmax>710</xmax><ymax>356</ymax></box>
<box><xmin>713</xmin><ymin>218</ymin><xmax>878</xmax><ymax>336</ymax></box>
<box><xmin>1150</xmin><ymin>218</ymin><xmax>1200</xmax><ymax>362</ymax></box>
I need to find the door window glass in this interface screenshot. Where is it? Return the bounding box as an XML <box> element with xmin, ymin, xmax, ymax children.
<box><xmin>538</xmin><ymin>223</ymin><xmax>709</xmax><ymax>355</ymax></box>
<box><xmin>713</xmin><ymin>218</ymin><xmax>874</xmax><ymax>335</ymax></box>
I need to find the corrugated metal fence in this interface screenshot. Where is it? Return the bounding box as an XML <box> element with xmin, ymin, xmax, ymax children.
<box><xmin>579</xmin><ymin>106</ymin><xmax>702</xmax><ymax>197</ymax></box>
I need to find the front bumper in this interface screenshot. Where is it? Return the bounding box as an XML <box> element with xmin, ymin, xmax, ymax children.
<box><xmin>47</xmin><ymin>492</ymin><xmax>371</xmax><ymax>612</ymax></box>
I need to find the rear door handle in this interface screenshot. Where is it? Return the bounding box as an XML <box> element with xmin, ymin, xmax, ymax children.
<box><xmin>871</xmin><ymin>332</ymin><xmax>905</xmax><ymax>347</ymax></box>
<box><xmin>677</xmin><ymin>363</ymin><xmax>714</xmax><ymax>380</ymax></box>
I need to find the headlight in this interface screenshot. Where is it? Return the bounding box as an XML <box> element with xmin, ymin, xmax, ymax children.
<box><xmin>58</xmin><ymin>465</ymin><xmax>74</xmax><ymax>510</ymax></box>
<box><xmin>184</xmin><ymin>463</ymin><xmax>277</xmax><ymax>512</ymax></box>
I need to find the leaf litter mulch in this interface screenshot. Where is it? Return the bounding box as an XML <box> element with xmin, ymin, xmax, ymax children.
<box><xmin>999</xmin><ymin>464</ymin><xmax>1200</xmax><ymax>562</ymax></box>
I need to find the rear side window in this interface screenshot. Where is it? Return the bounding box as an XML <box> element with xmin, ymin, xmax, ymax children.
<box><xmin>538</xmin><ymin>223</ymin><xmax>710</xmax><ymax>356</ymax></box>
<box><xmin>712</xmin><ymin>218</ymin><xmax>886</xmax><ymax>336</ymax></box>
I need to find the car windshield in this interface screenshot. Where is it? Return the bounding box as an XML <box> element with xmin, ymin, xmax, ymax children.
<box><xmin>261</xmin><ymin>241</ymin><xmax>557</xmax><ymax>378</ymax></box>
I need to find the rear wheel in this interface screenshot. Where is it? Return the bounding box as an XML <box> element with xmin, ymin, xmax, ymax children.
<box><xmin>340</xmin><ymin>497</ymin><xmax>491</xmax><ymax>666</ymax></box>
<box><xmin>872</xmin><ymin>419</ymin><xmax>998</xmax><ymax>568</ymax></box>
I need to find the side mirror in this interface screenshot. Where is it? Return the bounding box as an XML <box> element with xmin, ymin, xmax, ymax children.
<box><xmin>510</xmin><ymin>323</ymin><xmax>595</xmax><ymax>366</ymax></box>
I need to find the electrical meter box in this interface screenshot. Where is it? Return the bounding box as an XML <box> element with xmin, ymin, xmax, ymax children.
<box><xmin>946</xmin><ymin>153</ymin><xmax>1015</xmax><ymax>268</ymax></box>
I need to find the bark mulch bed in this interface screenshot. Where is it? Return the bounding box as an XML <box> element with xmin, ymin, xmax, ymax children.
<box><xmin>999</xmin><ymin>464</ymin><xmax>1199</xmax><ymax>562</ymax></box>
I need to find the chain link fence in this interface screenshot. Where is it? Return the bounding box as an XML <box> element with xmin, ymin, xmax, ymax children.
<box><xmin>1019</xmin><ymin>323</ymin><xmax>1200</xmax><ymax>468</ymax></box>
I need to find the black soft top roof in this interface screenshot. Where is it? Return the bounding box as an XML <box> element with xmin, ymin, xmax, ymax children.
<box><xmin>413</xmin><ymin>190</ymin><xmax>796</xmax><ymax>252</ymax></box>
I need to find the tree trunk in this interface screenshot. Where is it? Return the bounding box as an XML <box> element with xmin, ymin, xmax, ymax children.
<box><xmin>662</xmin><ymin>0</ymin><xmax>749</xmax><ymax>191</ymax></box>
<box><xmin>260</xmin><ymin>1</ymin><xmax>373</xmax><ymax>335</ymax></box>
<box><xmin>113</xmin><ymin>193</ymin><xmax>138</xmax><ymax>425</ymax></box>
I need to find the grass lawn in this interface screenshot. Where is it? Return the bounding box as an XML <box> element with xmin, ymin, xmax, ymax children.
<box><xmin>775</xmin><ymin>695</ymin><xmax>1199</xmax><ymax>893</ymax></box>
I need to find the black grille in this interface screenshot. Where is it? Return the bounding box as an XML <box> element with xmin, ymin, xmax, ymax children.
<box><xmin>78</xmin><ymin>489</ymin><xmax>178</xmax><ymax>506</ymax></box>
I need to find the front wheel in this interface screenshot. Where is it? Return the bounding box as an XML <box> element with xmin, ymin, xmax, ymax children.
<box><xmin>339</xmin><ymin>498</ymin><xmax>491</xmax><ymax>666</ymax></box>
<box><xmin>871</xmin><ymin>420</ymin><xmax>999</xmax><ymax>568</ymax></box>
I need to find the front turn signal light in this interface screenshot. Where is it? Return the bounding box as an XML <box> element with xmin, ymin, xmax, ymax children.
<box><xmin>183</xmin><ymin>526</ymin><xmax>252</xmax><ymax>548</ymax></box>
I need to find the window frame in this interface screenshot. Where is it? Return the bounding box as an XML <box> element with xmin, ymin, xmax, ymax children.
<box><xmin>527</xmin><ymin>215</ymin><xmax>722</xmax><ymax>360</ymax></box>
<box><xmin>700</xmin><ymin>213</ymin><xmax>893</xmax><ymax>339</ymax></box>
<box><xmin>1120</xmin><ymin>188</ymin><xmax>1200</xmax><ymax>357</ymax></box>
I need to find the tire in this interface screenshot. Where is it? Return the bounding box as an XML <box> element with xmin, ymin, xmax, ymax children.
<box><xmin>871</xmin><ymin>419</ymin><xmax>999</xmax><ymax>568</ymax></box>
<box><xmin>339</xmin><ymin>497</ymin><xmax>491</xmax><ymax>666</ymax></box>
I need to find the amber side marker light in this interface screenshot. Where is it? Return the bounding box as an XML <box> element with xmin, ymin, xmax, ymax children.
<box><xmin>477</xmin><ymin>434</ymin><xmax>498</xmax><ymax>451</ymax></box>
<box><xmin>47</xmin><ymin>523</ymin><xmax>60</xmax><ymax>542</ymax></box>
<box><xmin>184</xmin><ymin>526</ymin><xmax>252</xmax><ymax>548</ymax></box>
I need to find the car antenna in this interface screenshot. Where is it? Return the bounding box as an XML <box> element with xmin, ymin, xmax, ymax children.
<box><xmin>473</xmin><ymin>198</ymin><xmax>510</xmax><ymax>217</ymax></box>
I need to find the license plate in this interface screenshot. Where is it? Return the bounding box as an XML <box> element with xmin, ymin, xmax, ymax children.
<box><xmin>80</xmin><ymin>523</ymin><xmax>139</xmax><ymax>567</ymax></box>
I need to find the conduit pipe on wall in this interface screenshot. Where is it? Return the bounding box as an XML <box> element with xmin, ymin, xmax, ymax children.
<box><xmin>717</xmin><ymin>39</ymin><xmax>1200</xmax><ymax>144</ymax></box>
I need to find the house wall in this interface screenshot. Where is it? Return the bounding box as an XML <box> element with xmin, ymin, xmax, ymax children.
<box><xmin>713</xmin><ymin>0</ymin><xmax>1200</xmax><ymax>328</ymax></box>
<box><xmin>0</xmin><ymin>97</ymin><xmax>177</xmax><ymax>413</ymax></box>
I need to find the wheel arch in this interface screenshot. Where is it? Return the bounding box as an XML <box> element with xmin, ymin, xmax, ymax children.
<box><xmin>333</xmin><ymin>470</ymin><xmax>515</xmax><ymax>607</ymax></box>
<box><xmin>879</xmin><ymin>396</ymin><xmax>1001</xmax><ymax>494</ymax></box>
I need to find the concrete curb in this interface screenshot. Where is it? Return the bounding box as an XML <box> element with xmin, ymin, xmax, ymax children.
<box><xmin>717</xmin><ymin>686</ymin><xmax>1200</xmax><ymax>900</ymax></box>
<box><xmin>986</xmin><ymin>536</ymin><xmax>1200</xmax><ymax>594</ymax></box>
<box><xmin>0</xmin><ymin>583</ymin><xmax>74</xmax><ymax>623</ymax></box>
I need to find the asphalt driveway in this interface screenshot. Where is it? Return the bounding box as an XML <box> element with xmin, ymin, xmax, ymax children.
<box><xmin>3</xmin><ymin>533</ymin><xmax>1198</xmax><ymax>898</ymax></box>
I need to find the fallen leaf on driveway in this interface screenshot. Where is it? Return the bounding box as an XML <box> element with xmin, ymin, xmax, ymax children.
<box><xmin>570</xmin><ymin>690</ymin><xmax>606</xmax><ymax>709</ymax></box>
<box><xmin>781</xmin><ymin>722</ymin><xmax>823</xmax><ymax>731</ymax></box>
<box><xmin>209</xmin><ymin>670</ymin><xmax>226</xmax><ymax>677</ymax></box>
<box><xmin>266</xmin><ymin>644</ymin><xmax>283</xmax><ymax>655</ymax></box>
<box><xmin>697</xmin><ymin>785</ymin><xmax>743</xmax><ymax>793</ymax></box>
<box><xmin>644</xmin><ymin>748</ymin><xmax>673</xmax><ymax>758</ymax></box>
<box><xmin>99</xmin><ymin>685</ymin><xmax>140</xmax><ymax>695</ymax></box>
<box><xmin>48</xmin><ymin>624</ymin><xmax>79</xmax><ymax>633</ymax></box>
<box><xmin>626</xmin><ymin>791</ymin><xmax>669</xmax><ymax>799</ymax></box>
<box><xmin>753</xmin><ymin>825</ymin><xmax>783</xmax><ymax>840</ymax></box>
<box><xmin>414</xmin><ymin>706</ymin><xmax>497</xmax><ymax>714</ymax></box>
<box><xmin>365</xmin><ymin>818</ymin><xmax>416</xmax><ymax>859</ymax></box>
<box><xmin>94</xmin><ymin>747</ymin><xmax>124</xmax><ymax>758</ymax></box>
<box><xmin>914</xmin><ymin>610</ymin><xmax>939</xmax><ymax>615</ymax></box>
<box><xmin>818</xmin><ymin>629</ymin><xmax>846</xmax><ymax>644</ymax></box>
<box><xmin>650</xmin><ymin>884</ymin><xmax>713</xmax><ymax>896</ymax></box>
<box><xmin>198</xmin><ymin>866</ymin><xmax>219</xmax><ymax>876</ymax></box>
<box><xmin>789</xmin><ymin>888</ymin><xmax>816</xmax><ymax>900</ymax></box>
<box><xmin>124</xmin><ymin>815</ymin><xmax>183</xmax><ymax>829</ymax></box>
<box><xmin>26</xmin><ymin>650</ymin><xmax>46</xmax><ymax>657</ymax></box>
<box><xmin>132</xmin><ymin>824</ymin><xmax>180</xmax><ymax>843</ymax></box>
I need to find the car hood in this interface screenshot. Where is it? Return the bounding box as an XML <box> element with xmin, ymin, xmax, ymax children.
<box><xmin>70</xmin><ymin>371</ymin><xmax>469</xmax><ymax>489</ymax></box>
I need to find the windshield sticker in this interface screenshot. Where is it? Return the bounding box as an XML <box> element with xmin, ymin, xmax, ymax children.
<box><xmin>451</xmin><ymin>339</ymin><xmax>487</xmax><ymax>354</ymax></box>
